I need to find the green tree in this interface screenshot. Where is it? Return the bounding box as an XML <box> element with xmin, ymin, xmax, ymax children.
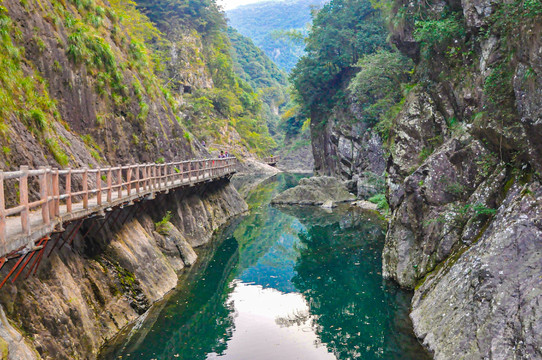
<box><xmin>347</xmin><ymin>49</ymin><xmax>412</xmax><ymax>128</ymax></box>
<box><xmin>290</xmin><ymin>0</ymin><xmax>387</xmax><ymax>115</ymax></box>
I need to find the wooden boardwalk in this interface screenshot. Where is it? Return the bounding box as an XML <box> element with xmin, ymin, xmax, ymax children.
<box><xmin>0</xmin><ymin>158</ymin><xmax>237</xmax><ymax>260</ymax></box>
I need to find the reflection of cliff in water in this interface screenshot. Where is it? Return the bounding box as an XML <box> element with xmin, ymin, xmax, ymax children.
<box><xmin>286</xmin><ymin>206</ymin><xmax>429</xmax><ymax>360</ymax></box>
<box><xmin>232</xmin><ymin>173</ymin><xmax>310</xmax><ymax>293</ymax></box>
<box><xmin>100</xmin><ymin>236</ymin><xmax>240</xmax><ymax>360</ymax></box>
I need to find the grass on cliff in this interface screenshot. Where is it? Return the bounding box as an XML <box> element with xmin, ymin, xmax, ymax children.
<box><xmin>0</xmin><ymin>2</ymin><xmax>71</xmax><ymax>165</ymax></box>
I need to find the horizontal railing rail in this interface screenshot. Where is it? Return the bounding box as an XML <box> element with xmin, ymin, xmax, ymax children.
<box><xmin>0</xmin><ymin>157</ymin><xmax>237</xmax><ymax>255</ymax></box>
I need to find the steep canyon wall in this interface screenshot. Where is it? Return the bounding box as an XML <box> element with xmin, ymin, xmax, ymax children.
<box><xmin>309</xmin><ymin>0</ymin><xmax>542</xmax><ymax>357</ymax></box>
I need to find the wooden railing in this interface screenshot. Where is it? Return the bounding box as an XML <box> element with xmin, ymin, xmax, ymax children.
<box><xmin>0</xmin><ymin>157</ymin><xmax>237</xmax><ymax>256</ymax></box>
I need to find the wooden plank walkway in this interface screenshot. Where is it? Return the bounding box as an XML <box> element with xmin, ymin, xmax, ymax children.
<box><xmin>0</xmin><ymin>158</ymin><xmax>237</xmax><ymax>259</ymax></box>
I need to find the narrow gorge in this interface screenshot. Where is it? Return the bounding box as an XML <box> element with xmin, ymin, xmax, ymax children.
<box><xmin>0</xmin><ymin>0</ymin><xmax>540</xmax><ymax>358</ymax></box>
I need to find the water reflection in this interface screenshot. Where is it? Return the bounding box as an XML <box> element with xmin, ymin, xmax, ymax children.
<box><xmin>100</xmin><ymin>174</ymin><xmax>429</xmax><ymax>360</ymax></box>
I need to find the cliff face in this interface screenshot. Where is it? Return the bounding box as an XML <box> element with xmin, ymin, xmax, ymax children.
<box><xmin>381</xmin><ymin>0</ymin><xmax>542</xmax><ymax>357</ymax></box>
<box><xmin>307</xmin><ymin>0</ymin><xmax>542</xmax><ymax>357</ymax></box>
<box><xmin>0</xmin><ymin>0</ymin><xmax>255</xmax><ymax>357</ymax></box>
<box><xmin>311</xmin><ymin>100</ymin><xmax>387</xmax><ymax>199</ymax></box>
<box><xmin>0</xmin><ymin>180</ymin><xmax>247</xmax><ymax>359</ymax></box>
<box><xmin>1</xmin><ymin>0</ymin><xmax>199</xmax><ymax>174</ymax></box>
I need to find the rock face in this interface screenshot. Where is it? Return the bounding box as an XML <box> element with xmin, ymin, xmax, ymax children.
<box><xmin>271</xmin><ymin>176</ymin><xmax>355</xmax><ymax>205</ymax></box>
<box><xmin>383</xmin><ymin>134</ymin><xmax>502</xmax><ymax>288</ymax></box>
<box><xmin>410</xmin><ymin>181</ymin><xmax>542</xmax><ymax>360</ymax></box>
<box><xmin>306</xmin><ymin>0</ymin><xmax>542</xmax><ymax>357</ymax></box>
<box><xmin>0</xmin><ymin>0</ymin><xmax>200</xmax><ymax>177</ymax></box>
<box><xmin>311</xmin><ymin>102</ymin><xmax>386</xmax><ymax>181</ymax></box>
<box><xmin>377</xmin><ymin>0</ymin><xmax>542</xmax><ymax>357</ymax></box>
<box><xmin>0</xmin><ymin>180</ymin><xmax>247</xmax><ymax>360</ymax></box>
<box><xmin>277</xmin><ymin>133</ymin><xmax>315</xmax><ymax>173</ymax></box>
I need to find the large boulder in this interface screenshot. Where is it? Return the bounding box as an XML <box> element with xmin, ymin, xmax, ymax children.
<box><xmin>271</xmin><ymin>176</ymin><xmax>356</xmax><ymax>205</ymax></box>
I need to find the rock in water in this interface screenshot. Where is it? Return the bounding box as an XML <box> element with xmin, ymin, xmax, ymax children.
<box><xmin>321</xmin><ymin>200</ymin><xmax>335</xmax><ymax>209</ymax></box>
<box><xmin>271</xmin><ymin>176</ymin><xmax>355</xmax><ymax>205</ymax></box>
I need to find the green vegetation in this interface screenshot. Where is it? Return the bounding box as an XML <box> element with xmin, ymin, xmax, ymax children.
<box><xmin>291</xmin><ymin>0</ymin><xmax>388</xmax><ymax>116</ymax></box>
<box><xmin>368</xmin><ymin>193</ymin><xmax>389</xmax><ymax>214</ymax></box>
<box><xmin>155</xmin><ymin>211</ymin><xmax>172</xmax><ymax>235</ymax></box>
<box><xmin>414</xmin><ymin>12</ymin><xmax>465</xmax><ymax>60</ymax></box>
<box><xmin>348</xmin><ymin>50</ymin><xmax>413</xmax><ymax>136</ymax></box>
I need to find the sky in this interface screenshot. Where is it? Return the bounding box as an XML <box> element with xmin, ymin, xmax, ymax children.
<box><xmin>218</xmin><ymin>0</ymin><xmax>271</xmax><ymax>10</ymax></box>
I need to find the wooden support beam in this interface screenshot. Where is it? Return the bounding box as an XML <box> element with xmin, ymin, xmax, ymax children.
<box><xmin>59</xmin><ymin>220</ymin><xmax>84</xmax><ymax>250</ymax></box>
<box><xmin>13</xmin><ymin>237</ymin><xmax>48</xmax><ymax>283</ymax></box>
<box><xmin>0</xmin><ymin>253</ymin><xmax>27</xmax><ymax>289</ymax></box>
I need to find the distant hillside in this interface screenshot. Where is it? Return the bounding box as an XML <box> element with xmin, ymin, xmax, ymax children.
<box><xmin>226</xmin><ymin>0</ymin><xmax>327</xmax><ymax>71</ymax></box>
<box><xmin>227</xmin><ymin>27</ymin><xmax>288</xmax><ymax>139</ymax></box>
<box><xmin>227</xmin><ymin>27</ymin><xmax>288</xmax><ymax>91</ymax></box>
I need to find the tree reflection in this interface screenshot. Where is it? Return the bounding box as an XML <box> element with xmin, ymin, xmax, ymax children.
<box><xmin>290</xmin><ymin>208</ymin><xmax>429</xmax><ymax>360</ymax></box>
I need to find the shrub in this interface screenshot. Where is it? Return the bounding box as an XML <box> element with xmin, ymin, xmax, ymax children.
<box><xmin>414</xmin><ymin>12</ymin><xmax>465</xmax><ymax>59</ymax></box>
<box><xmin>368</xmin><ymin>193</ymin><xmax>389</xmax><ymax>213</ymax></box>
<box><xmin>155</xmin><ymin>211</ymin><xmax>172</xmax><ymax>235</ymax></box>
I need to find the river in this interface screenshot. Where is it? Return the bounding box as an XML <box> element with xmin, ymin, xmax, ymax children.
<box><xmin>99</xmin><ymin>173</ymin><xmax>429</xmax><ymax>360</ymax></box>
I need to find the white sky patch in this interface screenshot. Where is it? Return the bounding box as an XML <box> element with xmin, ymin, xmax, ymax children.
<box><xmin>218</xmin><ymin>0</ymin><xmax>274</xmax><ymax>11</ymax></box>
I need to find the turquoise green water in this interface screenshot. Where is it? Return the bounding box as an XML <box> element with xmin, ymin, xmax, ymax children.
<box><xmin>100</xmin><ymin>173</ymin><xmax>429</xmax><ymax>360</ymax></box>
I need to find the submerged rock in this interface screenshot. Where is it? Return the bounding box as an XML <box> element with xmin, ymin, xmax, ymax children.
<box><xmin>271</xmin><ymin>176</ymin><xmax>355</xmax><ymax>205</ymax></box>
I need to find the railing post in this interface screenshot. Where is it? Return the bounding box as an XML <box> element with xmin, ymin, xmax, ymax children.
<box><xmin>117</xmin><ymin>167</ymin><xmax>122</xmax><ymax>199</ymax></box>
<box><xmin>66</xmin><ymin>168</ymin><xmax>72</xmax><ymax>213</ymax></box>
<box><xmin>135</xmin><ymin>164</ymin><xmax>140</xmax><ymax>195</ymax></box>
<box><xmin>47</xmin><ymin>167</ymin><xmax>54</xmax><ymax>216</ymax></box>
<box><xmin>83</xmin><ymin>167</ymin><xmax>88</xmax><ymax>209</ymax></box>
<box><xmin>107</xmin><ymin>167</ymin><xmax>112</xmax><ymax>203</ymax></box>
<box><xmin>127</xmin><ymin>165</ymin><xmax>132</xmax><ymax>196</ymax></box>
<box><xmin>143</xmin><ymin>164</ymin><xmax>149</xmax><ymax>191</ymax></box>
<box><xmin>52</xmin><ymin>168</ymin><xmax>60</xmax><ymax>217</ymax></box>
<box><xmin>20</xmin><ymin>166</ymin><xmax>30</xmax><ymax>235</ymax></box>
<box><xmin>39</xmin><ymin>166</ymin><xmax>50</xmax><ymax>226</ymax></box>
<box><xmin>0</xmin><ymin>171</ymin><xmax>6</xmax><ymax>248</ymax></box>
<box><xmin>157</xmin><ymin>164</ymin><xmax>160</xmax><ymax>189</ymax></box>
<box><xmin>97</xmin><ymin>168</ymin><xmax>102</xmax><ymax>206</ymax></box>
<box><xmin>152</xmin><ymin>164</ymin><xmax>156</xmax><ymax>190</ymax></box>
<box><xmin>160</xmin><ymin>164</ymin><xmax>164</xmax><ymax>189</ymax></box>
<box><xmin>164</xmin><ymin>164</ymin><xmax>168</xmax><ymax>187</ymax></box>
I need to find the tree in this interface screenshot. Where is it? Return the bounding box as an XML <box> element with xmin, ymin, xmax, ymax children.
<box><xmin>290</xmin><ymin>0</ymin><xmax>387</xmax><ymax>115</ymax></box>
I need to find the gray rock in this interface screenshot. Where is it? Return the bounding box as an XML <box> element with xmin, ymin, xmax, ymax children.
<box><xmin>0</xmin><ymin>306</ymin><xmax>37</xmax><ymax>360</ymax></box>
<box><xmin>154</xmin><ymin>222</ymin><xmax>198</xmax><ymax>270</ymax></box>
<box><xmin>383</xmin><ymin>135</ymin><xmax>500</xmax><ymax>288</ymax></box>
<box><xmin>356</xmin><ymin>172</ymin><xmax>386</xmax><ymax>200</ymax></box>
<box><xmin>411</xmin><ymin>181</ymin><xmax>542</xmax><ymax>360</ymax></box>
<box><xmin>271</xmin><ymin>176</ymin><xmax>355</xmax><ymax>205</ymax></box>
<box><xmin>311</xmin><ymin>100</ymin><xmax>386</xmax><ymax>179</ymax></box>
